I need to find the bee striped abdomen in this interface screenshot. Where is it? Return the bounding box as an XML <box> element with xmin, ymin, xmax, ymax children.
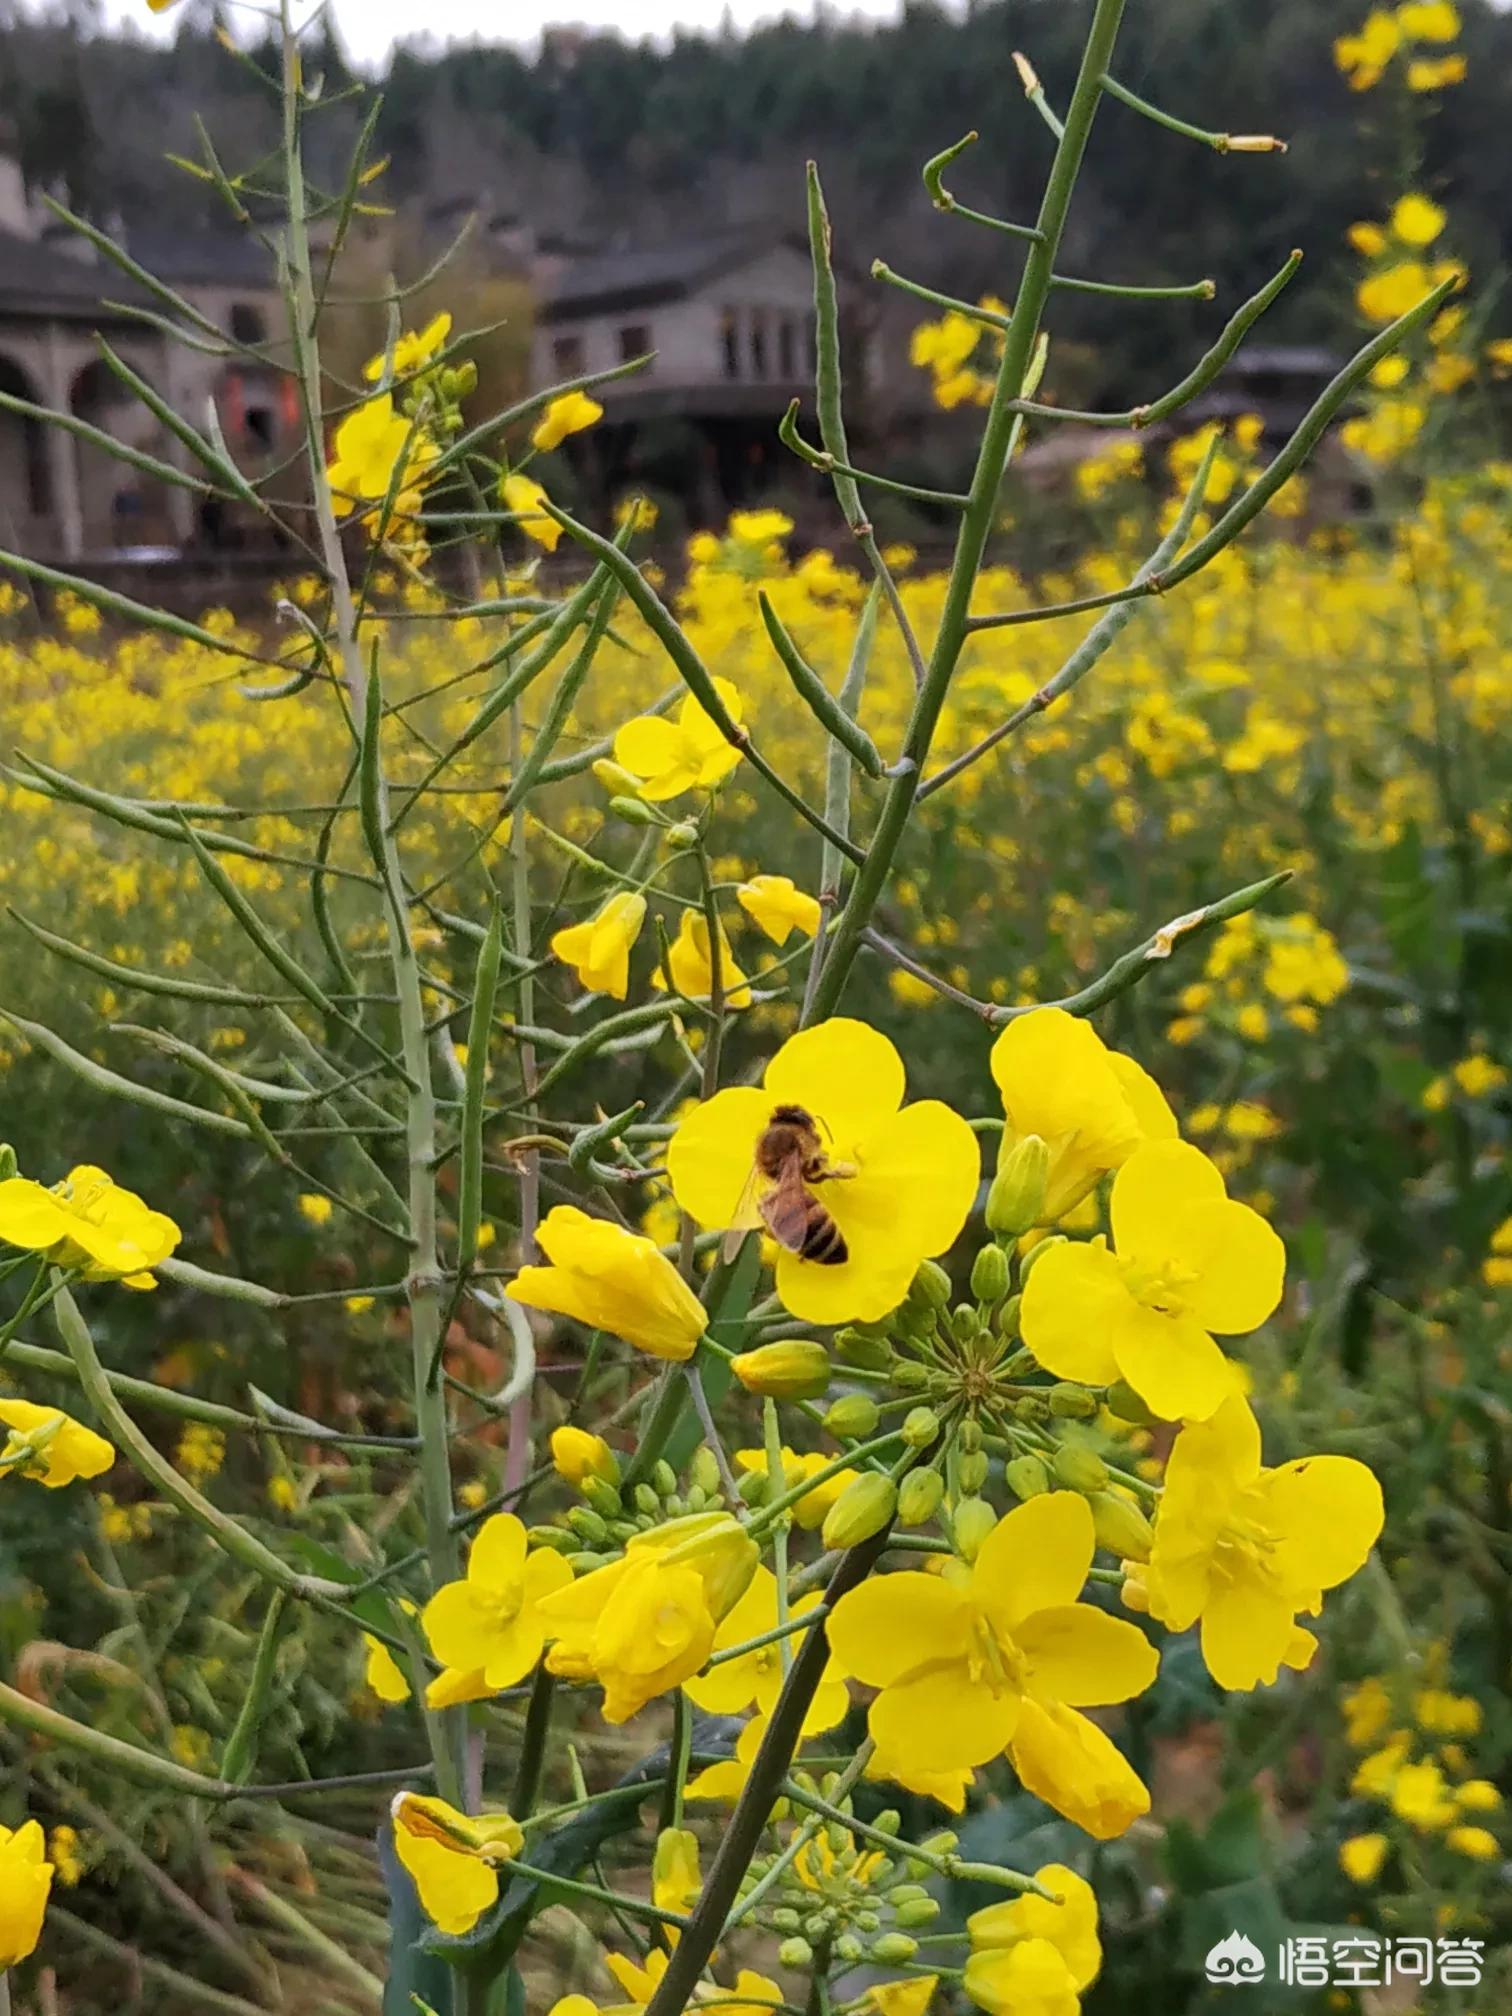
<box><xmin>798</xmin><ymin>1211</ymin><xmax>848</xmax><ymax>1264</ymax></box>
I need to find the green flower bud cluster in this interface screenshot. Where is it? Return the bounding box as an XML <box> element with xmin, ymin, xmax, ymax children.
<box><xmin>528</xmin><ymin>1444</ymin><xmax>727</xmax><ymax>1573</ymax></box>
<box><xmin>743</xmin><ymin>1781</ymin><xmax>943</xmax><ymax>1959</ymax></box>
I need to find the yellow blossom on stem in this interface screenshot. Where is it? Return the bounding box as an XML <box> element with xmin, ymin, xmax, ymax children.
<box><xmin>532</xmin><ymin>390</ymin><xmax>605</xmax><ymax>451</ymax></box>
<box><xmin>1340</xmin><ymin>1832</ymin><xmax>1390</xmax><ymax>1883</ymax></box>
<box><xmin>421</xmin><ymin>1512</ymin><xmax>573</xmax><ymax>1688</ymax></box>
<box><xmin>965</xmin><ymin>1864</ymin><xmax>1101</xmax><ymax>2016</ymax></box>
<box><xmin>684</xmin><ymin>1564</ymin><xmax>849</xmax><ymax>1731</ymax></box>
<box><xmin>1406</xmin><ymin>52</ymin><xmax>1465</xmax><ymax>88</ymax></box>
<box><xmin>501</xmin><ymin>472</ymin><xmax>563</xmax><ymax>551</ymax></box>
<box><xmin>654</xmin><ymin>910</ymin><xmax>753</xmax><ymax>1009</ymax></box>
<box><xmin>390</xmin><ymin>1791</ymin><xmax>522</xmax><ymax>1937</ymax></box>
<box><xmin>537</xmin><ymin>1512</ymin><xmax>757</xmax><ymax>1722</ymax></box>
<box><xmin>827</xmin><ymin>1495</ymin><xmax>1158</xmax><ymax>1794</ymax></box>
<box><xmin>326</xmin><ymin>395</ymin><xmax>434</xmax><ymax>516</ymax></box>
<box><xmin>861</xmin><ymin>1980</ymin><xmax>938</xmax><ymax>2016</ymax></box>
<box><xmin>989</xmin><ymin>1007</ymin><xmax>1176</xmax><ymax>1224</ymax></box>
<box><xmin>364</xmin><ymin>1597</ymin><xmax>418</xmax><ymax>1705</ymax></box>
<box><xmin>685</xmin><ymin>1711</ymin><xmax>769</xmax><ymax>1804</ymax></box>
<box><xmin>299</xmin><ymin>1191</ymin><xmax>334</xmax><ymax>1226</ymax></box>
<box><xmin>1006</xmin><ymin>1698</ymin><xmax>1151</xmax><ymax>1841</ymax></box>
<box><xmin>425</xmin><ymin>1667</ymin><xmax>498</xmax><ymax>1710</ymax></box>
<box><xmin>613</xmin><ymin>679</ymin><xmax>745</xmax><ymax>799</ymax></box>
<box><xmin>736</xmin><ymin>874</ymin><xmax>823</xmax><ymax>944</ymax></box>
<box><xmin>1391</xmin><ymin>193</ymin><xmax>1447</xmax><ymax>246</ymax></box>
<box><xmin>1334</xmin><ymin>10</ymin><xmax>1400</xmax><ymax>89</ymax></box>
<box><xmin>550</xmin><ymin>1425</ymin><xmax>619</xmax><ymax>1486</ymax></box>
<box><xmin>0</xmin><ymin>1163</ymin><xmax>180</xmax><ymax>1288</ymax></box>
<box><xmin>0</xmin><ymin>1819</ymin><xmax>52</xmax><ymax>1967</ymax></box>
<box><xmin>511</xmin><ymin>1204</ymin><xmax>707</xmax><ymax>1362</ymax></box>
<box><xmin>1021</xmin><ymin>1141</ymin><xmax>1284</xmax><ymax>1421</ymax></box>
<box><xmin>668</xmin><ymin>1018</ymin><xmax>979</xmax><ymax>1324</ymax></box>
<box><xmin>652</xmin><ymin>1826</ymin><xmax>701</xmax><ymax>1918</ymax></box>
<box><xmin>733</xmin><ymin>1446</ymin><xmax>858</xmax><ymax>1529</ymax></box>
<box><xmin>550</xmin><ymin>890</ymin><xmax>647</xmax><ymax>1000</ymax></box>
<box><xmin>0</xmin><ymin>1399</ymin><xmax>113</xmax><ymax>1488</ymax></box>
<box><xmin>363</xmin><ymin>310</ymin><xmax>452</xmax><ymax>382</ymax></box>
<box><xmin>1145</xmin><ymin>1394</ymin><xmax>1384</xmax><ymax>1689</ymax></box>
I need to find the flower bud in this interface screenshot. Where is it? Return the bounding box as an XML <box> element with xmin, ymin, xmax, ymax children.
<box><xmin>0</xmin><ymin>1144</ymin><xmax>15</xmax><ymax>1181</ymax></box>
<box><xmin>609</xmin><ymin>794</ymin><xmax>662</xmax><ymax>826</ymax></box>
<box><xmin>1106</xmin><ymin>1380</ymin><xmax>1155</xmax><ymax>1426</ymax></box>
<box><xmin>856</xmin><ymin>1910</ymin><xmax>880</xmax><ymax>1934</ymax></box>
<box><xmin>897</xmin><ymin>1468</ymin><xmax>945</xmax><ymax>1526</ymax></box>
<box><xmin>592</xmin><ymin>759</ymin><xmax>644</xmax><ymax>797</ymax></box>
<box><xmin>527</xmin><ymin>1524</ymin><xmax>577</xmax><ymax>1551</ymax></box>
<box><xmin>1121</xmin><ymin>1570</ymin><xmax>1151</xmax><ymax>1614</ymax></box>
<box><xmin>1091</xmin><ymin>1491</ymin><xmax>1155</xmax><ymax>1563</ymax></box>
<box><xmin>907</xmin><ymin>1259</ymin><xmax>952</xmax><ymax>1312</ymax></box>
<box><xmin>633</xmin><ymin>1483</ymin><xmax>662</xmax><ymax>1517</ymax></box>
<box><xmin>1004</xmin><ymin>1454</ymin><xmax>1051</xmax><ymax>1501</ymax></box>
<box><xmin>894</xmin><ymin>1896</ymin><xmax>941</xmax><ymax>1929</ymax></box>
<box><xmin>901</xmin><ymin>1406</ymin><xmax>940</xmax><ymax>1449</ymax></box>
<box><xmin>959</xmin><ymin>1418</ymin><xmax>982</xmax><ymax>1454</ymax></box>
<box><xmin>920</xmin><ymin>1831</ymin><xmax>958</xmax><ymax>1860</ymax></box>
<box><xmin>568</xmin><ymin>1549</ymin><xmax>613</xmax><ymax>1573</ymax></box>
<box><xmin>1017</xmin><ymin>1232</ymin><xmax>1066</xmax><ymax>1282</ymax></box>
<box><xmin>771</xmin><ymin>1908</ymin><xmax>802</xmax><ymax>1934</ymax></box>
<box><xmin>969</xmin><ymin>1242</ymin><xmax>1010</xmax><ymax>1304</ymax></box>
<box><xmin>835</xmin><ymin>1326</ymin><xmax>893</xmax><ymax>1371</ymax></box>
<box><xmin>690</xmin><ymin>1447</ymin><xmax>722</xmax><ymax>1497</ymax></box>
<box><xmin>1014</xmin><ymin>1393</ymin><xmax>1049</xmax><ymax>1423</ymax></box>
<box><xmin>834</xmin><ymin>1935</ymin><xmax>864</xmax><ymax>1964</ymax></box>
<box><xmin>1052</xmin><ymin>1444</ymin><xmax>1111</xmax><ymax>1493</ymax></box>
<box><xmin>566</xmin><ymin>1504</ymin><xmax>609</xmax><ymax>1544</ymax></box>
<box><xmin>652</xmin><ymin>1461</ymin><xmax>678</xmax><ymax>1499</ymax></box>
<box><xmin>950</xmin><ymin>1302</ymin><xmax>981</xmax><ymax>1347</ymax></box>
<box><xmin>872</xmin><ymin>1934</ymin><xmax>918</xmax><ymax>1964</ymax></box>
<box><xmin>824</xmin><ymin>1394</ymin><xmax>880</xmax><ymax>1439</ymax></box>
<box><xmin>551</xmin><ymin>1422</ymin><xmax>620</xmax><ymax>1489</ymax></box>
<box><xmin>779</xmin><ymin>1938</ymin><xmax>814</xmax><ymax>1969</ymax></box>
<box><xmin>953</xmin><ymin>1496</ymin><xmax>997</xmax><ymax>1562</ymax></box>
<box><xmin>958</xmin><ymin>1448</ymin><xmax>989</xmax><ymax>1494</ymax></box>
<box><xmin>892</xmin><ymin>1359</ymin><xmax>932</xmax><ymax>1391</ymax></box>
<box><xmin>821</xmin><ymin>1472</ymin><xmax>897</xmax><ymax>1550</ymax></box>
<box><xmin>663</xmin><ymin>821</ymin><xmax>700</xmax><ymax>851</ymax></box>
<box><xmin>986</xmin><ymin>1133</ymin><xmax>1050</xmax><ymax>1237</ymax></box>
<box><xmin>995</xmin><ymin>1292</ymin><xmax>1022</xmax><ymax>1338</ymax></box>
<box><xmin>659</xmin><ymin>1511</ymin><xmax>760</xmax><ymax>1619</ymax></box>
<box><xmin>732</xmin><ymin>1340</ymin><xmax>832</xmax><ymax>1400</ymax></box>
<box><xmin>582</xmin><ymin>1477</ymin><xmax>623</xmax><ymax>1519</ymax></box>
<box><xmin>737</xmin><ymin>1469</ymin><xmax>768</xmax><ymax>1507</ymax></box>
<box><xmin>1048</xmin><ymin>1382</ymin><xmax>1099</xmax><ymax>1420</ymax></box>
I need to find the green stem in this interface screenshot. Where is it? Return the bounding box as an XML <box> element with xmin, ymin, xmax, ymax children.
<box><xmin>511</xmin><ymin>1665</ymin><xmax>556</xmax><ymax>1821</ymax></box>
<box><xmin>805</xmin><ymin>0</ymin><xmax>1128</xmax><ymax>1022</ymax></box>
<box><xmin>219</xmin><ymin>1589</ymin><xmax>290</xmax><ymax>1784</ymax></box>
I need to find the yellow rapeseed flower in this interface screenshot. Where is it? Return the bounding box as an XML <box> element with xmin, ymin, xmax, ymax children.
<box><xmin>613</xmin><ymin>679</ymin><xmax>745</xmax><ymax>799</ymax></box>
<box><xmin>511</xmin><ymin>1204</ymin><xmax>707</xmax><ymax>1362</ymax></box>
<box><xmin>667</xmin><ymin>1018</ymin><xmax>979</xmax><ymax>1324</ymax></box>
<box><xmin>1391</xmin><ymin>193</ymin><xmax>1447</xmax><ymax>246</ymax></box>
<box><xmin>653</xmin><ymin>910</ymin><xmax>753</xmax><ymax>1009</ymax></box>
<box><xmin>0</xmin><ymin>1164</ymin><xmax>180</xmax><ymax>1288</ymax></box>
<box><xmin>0</xmin><ymin>1820</ymin><xmax>53</xmax><ymax>1967</ymax></box>
<box><xmin>363</xmin><ymin>311</ymin><xmax>452</xmax><ymax>382</ymax></box>
<box><xmin>1145</xmin><ymin>1394</ymin><xmax>1384</xmax><ymax>1689</ymax></box>
<box><xmin>532</xmin><ymin>390</ymin><xmax>605</xmax><ymax>451</ymax></box>
<box><xmin>1021</xmin><ymin>1141</ymin><xmax>1284</xmax><ymax>1421</ymax></box>
<box><xmin>390</xmin><ymin>1791</ymin><xmax>522</xmax><ymax>1936</ymax></box>
<box><xmin>736</xmin><ymin>874</ymin><xmax>822</xmax><ymax>944</ymax></box>
<box><xmin>326</xmin><ymin>395</ymin><xmax>434</xmax><ymax>515</ymax></box>
<box><xmin>421</xmin><ymin>1513</ymin><xmax>573</xmax><ymax>1689</ymax></box>
<box><xmin>501</xmin><ymin>472</ymin><xmax>562</xmax><ymax>551</ymax></box>
<box><xmin>1340</xmin><ymin>1832</ymin><xmax>1389</xmax><ymax>1883</ymax></box>
<box><xmin>685</xmin><ymin>1564</ymin><xmax>849</xmax><ymax>1732</ymax></box>
<box><xmin>550</xmin><ymin>890</ymin><xmax>646</xmax><ymax>1000</ymax></box>
<box><xmin>964</xmin><ymin>1864</ymin><xmax>1101</xmax><ymax>2016</ymax></box>
<box><xmin>549</xmin><ymin>1425</ymin><xmax>618</xmax><ymax>1487</ymax></box>
<box><xmin>828</xmin><ymin>1494</ymin><xmax>1157</xmax><ymax>1787</ymax></box>
<box><xmin>0</xmin><ymin>1399</ymin><xmax>114</xmax><ymax>1489</ymax></box>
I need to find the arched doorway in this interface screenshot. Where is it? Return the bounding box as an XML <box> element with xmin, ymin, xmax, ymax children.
<box><xmin>70</xmin><ymin>356</ymin><xmax>174</xmax><ymax>550</ymax></box>
<box><xmin>0</xmin><ymin>352</ymin><xmax>54</xmax><ymax>548</ymax></box>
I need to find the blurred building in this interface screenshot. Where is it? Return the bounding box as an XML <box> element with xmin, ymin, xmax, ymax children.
<box><xmin>0</xmin><ymin>121</ymin><xmax>292</xmax><ymax>561</ymax></box>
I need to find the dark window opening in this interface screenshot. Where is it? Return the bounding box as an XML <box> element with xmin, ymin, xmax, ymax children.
<box><xmin>553</xmin><ymin>333</ymin><xmax>585</xmax><ymax>375</ymax></box>
<box><xmin>778</xmin><ymin>317</ymin><xmax>796</xmax><ymax>379</ymax></box>
<box><xmin>750</xmin><ymin>312</ymin><xmax>768</xmax><ymax>380</ymax></box>
<box><xmin>229</xmin><ymin>302</ymin><xmax>267</xmax><ymax>346</ymax></box>
<box><xmin>720</xmin><ymin>309</ymin><xmax>740</xmax><ymax>380</ymax></box>
<box><xmin>245</xmin><ymin>406</ymin><xmax>275</xmax><ymax>450</ymax></box>
<box><xmin>619</xmin><ymin>323</ymin><xmax>650</xmax><ymax>364</ymax></box>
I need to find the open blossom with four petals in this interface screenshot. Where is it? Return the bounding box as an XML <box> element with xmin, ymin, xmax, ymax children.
<box><xmin>1145</xmin><ymin>1394</ymin><xmax>1384</xmax><ymax>1689</ymax></box>
<box><xmin>550</xmin><ymin>890</ymin><xmax>647</xmax><ymax>999</ymax></box>
<box><xmin>827</xmin><ymin>1495</ymin><xmax>1157</xmax><ymax>1817</ymax></box>
<box><xmin>989</xmin><ymin>1007</ymin><xmax>1175</xmax><ymax>1224</ymax></box>
<box><xmin>654</xmin><ymin>910</ymin><xmax>752</xmax><ymax>1008</ymax></box>
<box><xmin>538</xmin><ymin>1512</ymin><xmax>757</xmax><ymax>1723</ymax></box>
<box><xmin>0</xmin><ymin>1819</ymin><xmax>53</xmax><ymax>1967</ymax></box>
<box><xmin>964</xmin><ymin>1864</ymin><xmax>1101</xmax><ymax>2016</ymax></box>
<box><xmin>667</xmin><ymin>1019</ymin><xmax>979</xmax><ymax>1323</ymax></box>
<box><xmin>511</xmin><ymin>1205</ymin><xmax>707</xmax><ymax>1361</ymax></box>
<box><xmin>421</xmin><ymin>1513</ymin><xmax>573</xmax><ymax>1689</ymax></box>
<box><xmin>685</xmin><ymin>1564</ymin><xmax>849</xmax><ymax>1732</ymax></box>
<box><xmin>390</xmin><ymin>1791</ymin><xmax>523</xmax><ymax>1937</ymax></box>
<box><xmin>0</xmin><ymin>1399</ymin><xmax>114</xmax><ymax>1488</ymax></box>
<box><xmin>613</xmin><ymin>678</ymin><xmax>744</xmax><ymax>799</ymax></box>
<box><xmin>737</xmin><ymin>874</ymin><xmax>822</xmax><ymax>944</ymax></box>
<box><xmin>1020</xmin><ymin>1140</ymin><xmax>1284</xmax><ymax>1422</ymax></box>
<box><xmin>0</xmin><ymin>1164</ymin><xmax>180</xmax><ymax>1288</ymax></box>
<box><xmin>326</xmin><ymin>395</ymin><xmax>436</xmax><ymax>515</ymax></box>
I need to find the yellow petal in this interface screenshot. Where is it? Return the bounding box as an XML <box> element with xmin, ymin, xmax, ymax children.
<box><xmin>972</xmin><ymin>1494</ymin><xmax>1095</xmax><ymax>1631</ymax></box>
<box><xmin>614</xmin><ymin>713</ymin><xmax>684</xmax><ymax>782</ymax></box>
<box><xmin>393</xmin><ymin>1826</ymin><xmax>499</xmax><ymax>1936</ymax></box>
<box><xmin>1262</xmin><ymin>1454</ymin><xmax>1384</xmax><ymax>1590</ymax></box>
<box><xmin>1199</xmin><ymin>1578</ymin><xmax>1300</xmax><ymax>1691</ymax></box>
<box><xmin>1007</xmin><ymin>1699</ymin><xmax>1150</xmax><ymax>1839</ymax></box>
<box><xmin>667</xmin><ymin>1086</ymin><xmax>773</xmax><ymax>1229</ymax></box>
<box><xmin>1019</xmin><ymin>1240</ymin><xmax>1125</xmax><ymax>1385</ymax></box>
<box><xmin>1109</xmin><ymin>1139</ymin><xmax>1225</xmax><ymax>1259</ymax></box>
<box><xmin>869</xmin><ymin>1662</ymin><xmax>1019</xmax><ymax>1771</ymax></box>
<box><xmin>763</xmin><ymin>1018</ymin><xmax>906</xmax><ymax>1154</ymax></box>
<box><xmin>1111</xmin><ymin>1302</ymin><xmax>1237</xmax><ymax>1423</ymax></box>
<box><xmin>1015</xmin><ymin>1604</ymin><xmax>1160</xmax><ymax>1706</ymax></box>
<box><xmin>827</xmin><ymin>1572</ymin><xmax>973</xmax><ymax>1685</ymax></box>
<box><xmin>469</xmin><ymin>1513</ymin><xmax>528</xmax><ymax>1590</ymax></box>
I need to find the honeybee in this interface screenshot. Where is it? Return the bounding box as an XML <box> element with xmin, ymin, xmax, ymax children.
<box><xmin>726</xmin><ymin>1103</ymin><xmax>855</xmax><ymax>1266</ymax></box>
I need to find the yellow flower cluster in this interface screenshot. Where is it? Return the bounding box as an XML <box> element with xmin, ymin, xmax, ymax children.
<box><xmin>1338</xmin><ymin>1658</ymin><xmax>1504</xmax><ymax>1883</ymax></box>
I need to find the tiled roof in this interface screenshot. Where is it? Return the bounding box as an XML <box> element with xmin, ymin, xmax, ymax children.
<box><xmin>540</xmin><ymin>224</ymin><xmax>804</xmax><ymax>321</ymax></box>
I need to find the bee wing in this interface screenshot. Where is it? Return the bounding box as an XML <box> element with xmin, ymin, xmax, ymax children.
<box><xmin>721</xmin><ymin>1164</ymin><xmax>767</xmax><ymax>1263</ymax></box>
